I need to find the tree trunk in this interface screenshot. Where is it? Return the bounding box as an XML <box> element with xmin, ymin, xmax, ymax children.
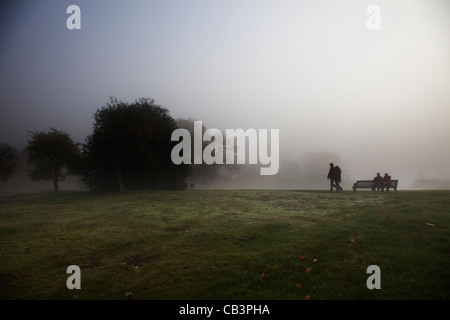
<box><xmin>117</xmin><ymin>162</ymin><xmax>124</xmax><ymax>192</ymax></box>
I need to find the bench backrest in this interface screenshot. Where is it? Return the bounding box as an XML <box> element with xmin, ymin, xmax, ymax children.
<box><xmin>355</xmin><ymin>181</ymin><xmax>373</xmax><ymax>188</ymax></box>
<box><xmin>353</xmin><ymin>180</ymin><xmax>398</xmax><ymax>188</ymax></box>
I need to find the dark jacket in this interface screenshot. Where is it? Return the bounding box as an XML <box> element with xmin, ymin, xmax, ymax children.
<box><xmin>373</xmin><ymin>175</ymin><xmax>383</xmax><ymax>184</ymax></box>
<box><xmin>328</xmin><ymin>166</ymin><xmax>341</xmax><ymax>181</ymax></box>
<box><xmin>334</xmin><ymin>166</ymin><xmax>341</xmax><ymax>182</ymax></box>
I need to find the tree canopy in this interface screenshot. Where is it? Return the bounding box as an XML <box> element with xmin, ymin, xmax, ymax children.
<box><xmin>26</xmin><ymin>128</ymin><xmax>81</xmax><ymax>192</ymax></box>
<box><xmin>82</xmin><ymin>97</ymin><xmax>190</xmax><ymax>191</ymax></box>
<box><xmin>0</xmin><ymin>143</ymin><xmax>20</xmax><ymax>182</ymax></box>
<box><xmin>175</xmin><ymin>118</ymin><xmax>239</xmax><ymax>188</ymax></box>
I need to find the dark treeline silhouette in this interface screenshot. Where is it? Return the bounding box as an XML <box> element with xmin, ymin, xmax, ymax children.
<box><xmin>6</xmin><ymin>96</ymin><xmax>445</xmax><ymax>192</ymax></box>
<box><xmin>1</xmin><ymin>97</ymin><xmax>192</xmax><ymax>192</ymax></box>
<box><xmin>81</xmin><ymin>97</ymin><xmax>190</xmax><ymax>192</ymax></box>
<box><xmin>1</xmin><ymin>117</ymin><xmax>352</xmax><ymax>191</ymax></box>
<box><xmin>26</xmin><ymin>128</ymin><xmax>81</xmax><ymax>192</ymax></box>
<box><xmin>0</xmin><ymin>143</ymin><xmax>20</xmax><ymax>182</ymax></box>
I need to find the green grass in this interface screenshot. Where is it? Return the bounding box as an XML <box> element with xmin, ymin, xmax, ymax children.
<box><xmin>0</xmin><ymin>190</ymin><xmax>449</xmax><ymax>300</ymax></box>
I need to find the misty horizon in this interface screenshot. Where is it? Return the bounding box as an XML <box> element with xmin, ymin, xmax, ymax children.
<box><xmin>1</xmin><ymin>0</ymin><xmax>450</xmax><ymax>191</ymax></box>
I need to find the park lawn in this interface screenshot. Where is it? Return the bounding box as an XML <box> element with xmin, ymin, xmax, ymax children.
<box><xmin>0</xmin><ymin>189</ymin><xmax>449</xmax><ymax>300</ymax></box>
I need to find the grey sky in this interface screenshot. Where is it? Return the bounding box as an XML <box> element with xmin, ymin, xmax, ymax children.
<box><xmin>1</xmin><ymin>0</ymin><xmax>449</xmax><ymax>188</ymax></box>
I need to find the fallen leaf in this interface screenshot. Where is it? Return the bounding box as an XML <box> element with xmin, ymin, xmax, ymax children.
<box><xmin>125</xmin><ymin>292</ymin><xmax>132</xmax><ymax>297</ymax></box>
<box><xmin>350</xmin><ymin>238</ymin><xmax>356</xmax><ymax>244</ymax></box>
<box><xmin>259</xmin><ymin>272</ymin><xmax>265</xmax><ymax>279</ymax></box>
<box><xmin>426</xmin><ymin>222</ymin><xmax>435</xmax><ymax>227</ymax></box>
<box><xmin>305</xmin><ymin>266</ymin><xmax>312</xmax><ymax>273</ymax></box>
<box><xmin>304</xmin><ymin>295</ymin><xmax>310</xmax><ymax>300</ymax></box>
<box><xmin>379</xmin><ymin>209</ymin><xmax>384</xmax><ymax>213</ymax></box>
<box><xmin>296</xmin><ymin>283</ymin><xmax>302</xmax><ymax>288</ymax></box>
<box><xmin>298</xmin><ymin>255</ymin><xmax>308</xmax><ymax>261</ymax></box>
<box><xmin>133</xmin><ymin>266</ymin><xmax>139</xmax><ymax>269</ymax></box>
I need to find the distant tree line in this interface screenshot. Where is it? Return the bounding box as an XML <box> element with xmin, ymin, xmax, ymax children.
<box><xmin>0</xmin><ymin>97</ymin><xmax>196</xmax><ymax>192</ymax></box>
<box><xmin>0</xmin><ymin>97</ymin><xmax>355</xmax><ymax>192</ymax></box>
<box><xmin>0</xmin><ymin>143</ymin><xmax>20</xmax><ymax>182</ymax></box>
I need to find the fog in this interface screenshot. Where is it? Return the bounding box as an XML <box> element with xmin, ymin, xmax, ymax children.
<box><xmin>1</xmin><ymin>0</ymin><xmax>450</xmax><ymax>192</ymax></box>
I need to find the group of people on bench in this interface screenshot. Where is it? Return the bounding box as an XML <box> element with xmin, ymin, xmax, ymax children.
<box><xmin>372</xmin><ymin>172</ymin><xmax>394</xmax><ymax>192</ymax></box>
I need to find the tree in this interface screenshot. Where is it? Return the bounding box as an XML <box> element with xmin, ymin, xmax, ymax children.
<box><xmin>175</xmin><ymin>118</ymin><xmax>239</xmax><ymax>188</ymax></box>
<box><xmin>26</xmin><ymin>128</ymin><xmax>81</xmax><ymax>192</ymax></box>
<box><xmin>82</xmin><ymin>97</ymin><xmax>190</xmax><ymax>191</ymax></box>
<box><xmin>0</xmin><ymin>143</ymin><xmax>20</xmax><ymax>182</ymax></box>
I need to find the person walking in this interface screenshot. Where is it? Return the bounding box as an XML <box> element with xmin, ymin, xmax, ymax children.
<box><xmin>327</xmin><ymin>163</ymin><xmax>343</xmax><ymax>192</ymax></box>
<box><xmin>334</xmin><ymin>165</ymin><xmax>343</xmax><ymax>192</ymax></box>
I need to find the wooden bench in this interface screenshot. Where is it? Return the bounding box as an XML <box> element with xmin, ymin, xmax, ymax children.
<box><xmin>352</xmin><ymin>180</ymin><xmax>398</xmax><ymax>191</ymax></box>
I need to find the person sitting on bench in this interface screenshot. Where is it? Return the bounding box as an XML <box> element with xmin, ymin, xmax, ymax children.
<box><xmin>382</xmin><ymin>173</ymin><xmax>394</xmax><ymax>191</ymax></box>
<box><xmin>371</xmin><ymin>172</ymin><xmax>383</xmax><ymax>192</ymax></box>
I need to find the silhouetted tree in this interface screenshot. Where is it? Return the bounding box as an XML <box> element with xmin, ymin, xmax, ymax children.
<box><xmin>26</xmin><ymin>128</ymin><xmax>81</xmax><ymax>192</ymax></box>
<box><xmin>175</xmin><ymin>118</ymin><xmax>239</xmax><ymax>188</ymax></box>
<box><xmin>0</xmin><ymin>143</ymin><xmax>20</xmax><ymax>182</ymax></box>
<box><xmin>83</xmin><ymin>97</ymin><xmax>190</xmax><ymax>191</ymax></box>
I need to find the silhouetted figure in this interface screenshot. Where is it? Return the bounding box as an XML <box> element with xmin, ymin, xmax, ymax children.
<box><xmin>371</xmin><ymin>172</ymin><xmax>383</xmax><ymax>192</ymax></box>
<box><xmin>327</xmin><ymin>163</ymin><xmax>343</xmax><ymax>192</ymax></box>
<box><xmin>382</xmin><ymin>173</ymin><xmax>393</xmax><ymax>192</ymax></box>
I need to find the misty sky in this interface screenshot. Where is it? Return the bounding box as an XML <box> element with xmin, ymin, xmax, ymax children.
<box><xmin>1</xmin><ymin>0</ymin><xmax>449</xmax><ymax>188</ymax></box>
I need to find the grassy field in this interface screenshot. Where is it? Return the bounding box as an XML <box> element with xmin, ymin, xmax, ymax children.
<box><xmin>0</xmin><ymin>189</ymin><xmax>449</xmax><ymax>300</ymax></box>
